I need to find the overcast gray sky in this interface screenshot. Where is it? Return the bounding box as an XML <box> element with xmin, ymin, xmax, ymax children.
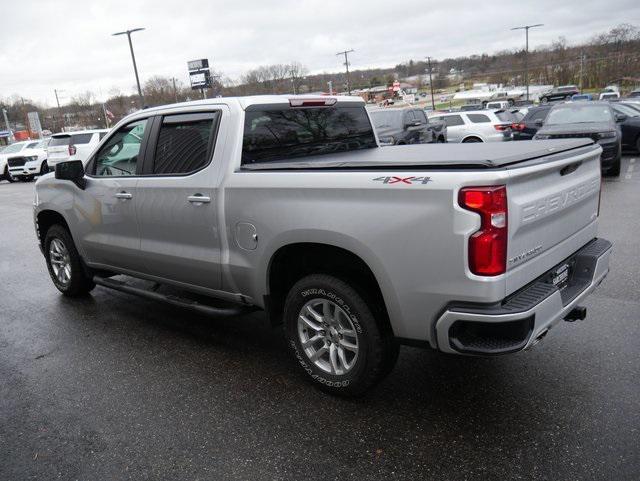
<box><xmin>1</xmin><ymin>0</ymin><xmax>638</xmax><ymax>106</ymax></box>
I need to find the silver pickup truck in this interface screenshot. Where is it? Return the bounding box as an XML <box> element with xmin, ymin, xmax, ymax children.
<box><xmin>34</xmin><ymin>95</ymin><xmax>612</xmax><ymax>396</ymax></box>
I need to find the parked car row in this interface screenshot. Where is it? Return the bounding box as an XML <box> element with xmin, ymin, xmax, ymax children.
<box><xmin>0</xmin><ymin>129</ymin><xmax>108</xmax><ymax>183</ymax></box>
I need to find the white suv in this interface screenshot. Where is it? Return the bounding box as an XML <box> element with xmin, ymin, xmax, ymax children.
<box><xmin>47</xmin><ymin>129</ymin><xmax>109</xmax><ymax>167</ymax></box>
<box><xmin>429</xmin><ymin>110</ymin><xmax>516</xmax><ymax>143</ymax></box>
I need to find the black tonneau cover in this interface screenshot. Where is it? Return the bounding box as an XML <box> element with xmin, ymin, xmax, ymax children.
<box><xmin>241</xmin><ymin>139</ymin><xmax>596</xmax><ymax>171</ymax></box>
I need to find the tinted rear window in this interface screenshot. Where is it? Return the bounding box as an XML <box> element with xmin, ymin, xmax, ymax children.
<box><xmin>242</xmin><ymin>106</ymin><xmax>377</xmax><ymax>164</ymax></box>
<box><xmin>71</xmin><ymin>133</ymin><xmax>94</xmax><ymax>144</ymax></box>
<box><xmin>495</xmin><ymin>111</ymin><xmax>516</xmax><ymax>122</ymax></box>
<box><xmin>442</xmin><ymin>115</ymin><xmax>464</xmax><ymax>126</ymax></box>
<box><xmin>523</xmin><ymin>107</ymin><xmax>551</xmax><ymax>123</ymax></box>
<box><xmin>49</xmin><ymin>136</ymin><xmax>70</xmax><ymax>147</ymax></box>
<box><xmin>467</xmin><ymin>114</ymin><xmax>490</xmax><ymax>123</ymax></box>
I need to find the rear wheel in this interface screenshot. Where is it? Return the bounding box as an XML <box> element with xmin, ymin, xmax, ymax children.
<box><xmin>44</xmin><ymin>225</ymin><xmax>95</xmax><ymax>296</ymax></box>
<box><xmin>284</xmin><ymin>274</ymin><xmax>398</xmax><ymax>397</ymax></box>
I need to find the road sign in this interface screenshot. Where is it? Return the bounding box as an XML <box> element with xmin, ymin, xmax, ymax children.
<box><xmin>188</xmin><ymin>58</ymin><xmax>212</xmax><ymax>90</ymax></box>
<box><xmin>27</xmin><ymin>112</ymin><xmax>43</xmax><ymax>138</ymax></box>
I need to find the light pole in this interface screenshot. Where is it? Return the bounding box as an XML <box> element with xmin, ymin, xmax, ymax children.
<box><xmin>54</xmin><ymin>88</ymin><xmax>65</xmax><ymax>132</ymax></box>
<box><xmin>511</xmin><ymin>24</ymin><xmax>543</xmax><ymax>102</ymax></box>
<box><xmin>112</xmin><ymin>28</ymin><xmax>146</xmax><ymax>106</ymax></box>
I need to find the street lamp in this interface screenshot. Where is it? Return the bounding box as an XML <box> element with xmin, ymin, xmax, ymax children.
<box><xmin>112</xmin><ymin>28</ymin><xmax>146</xmax><ymax>106</ymax></box>
<box><xmin>511</xmin><ymin>23</ymin><xmax>543</xmax><ymax>102</ymax></box>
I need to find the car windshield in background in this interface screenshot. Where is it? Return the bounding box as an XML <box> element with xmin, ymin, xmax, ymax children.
<box><xmin>3</xmin><ymin>143</ymin><xmax>25</xmax><ymax>153</ymax></box>
<box><xmin>613</xmin><ymin>104</ymin><xmax>640</xmax><ymax>116</ymax></box>
<box><xmin>545</xmin><ymin>105</ymin><xmax>613</xmax><ymax>125</ymax></box>
<box><xmin>242</xmin><ymin>106</ymin><xmax>377</xmax><ymax>164</ymax></box>
<box><xmin>49</xmin><ymin>136</ymin><xmax>71</xmax><ymax>147</ymax></box>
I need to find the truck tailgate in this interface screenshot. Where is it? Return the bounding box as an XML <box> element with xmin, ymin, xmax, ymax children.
<box><xmin>504</xmin><ymin>144</ymin><xmax>602</xmax><ymax>295</ymax></box>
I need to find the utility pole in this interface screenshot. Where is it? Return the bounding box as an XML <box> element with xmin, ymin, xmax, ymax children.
<box><xmin>327</xmin><ymin>80</ymin><xmax>333</xmax><ymax>95</ymax></box>
<box><xmin>511</xmin><ymin>24</ymin><xmax>543</xmax><ymax>102</ymax></box>
<box><xmin>426</xmin><ymin>56</ymin><xmax>436</xmax><ymax>110</ymax></box>
<box><xmin>112</xmin><ymin>28</ymin><xmax>146</xmax><ymax>107</ymax></box>
<box><xmin>172</xmin><ymin>77</ymin><xmax>178</xmax><ymax>102</ymax></box>
<box><xmin>579</xmin><ymin>52</ymin><xmax>584</xmax><ymax>93</ymax></box>
<box><xmin>336</xmin><ymin>49</ymin><xmax>355</xmax><ymax>95</ymax></box>
<box><xmin>54</xmin><ymin>89</ymin><xmax>65</xmax><ymax>132</ymax></box>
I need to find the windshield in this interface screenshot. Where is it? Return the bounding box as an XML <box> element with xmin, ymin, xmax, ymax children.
<box><xmin>545</xmin><ymin>105</ymin><xmax>613</xmax><ymax>125</ymax></box>
<box><xmin>3</xmin><ymin>142</ymin><xmax>26</xmax><ymax>153</ymax></box>
<box><xmin>613</xmin><ymin>104</ymin><xmax>640</xmax><ymax>117</ymax></box>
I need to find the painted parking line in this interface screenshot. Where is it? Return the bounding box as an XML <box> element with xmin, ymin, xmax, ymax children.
<box><xmin>626</xmin><ymin>160</ymin><xmax>635</xmax><ymax>179</ymax></box>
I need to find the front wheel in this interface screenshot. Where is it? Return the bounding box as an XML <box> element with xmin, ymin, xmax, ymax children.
<box><xmin>284</xmin><ymin>274</ymin><xmax>398</xmax><ymax>397</ymax></box>
<box><xmin>40</xmin><ymin>161</ymin><xmax>49</xmax><ymax>175</ymax></box>
<box><xmin>44</xmin><ymin>225</ymin><xmax>95</xmax><ymax>296</ymax></box>
<box><xmin>541</xmin><ymin>97</ymin><xmax>548</xmax><ymax>104</ymax></box>
<box><xmin>3</xmin><ymin>166</ymin><xmax>16</xmax><ymax>183</ymax></box>
<box><xmin>606</xmin><ymin>156</ymin><xmax>621</xmax><ymax>177</ymax></box>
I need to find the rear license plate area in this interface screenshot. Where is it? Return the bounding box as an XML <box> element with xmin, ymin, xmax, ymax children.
<box><xmin>546</xmin><ymin>259</ymin><xmax>575</xmax><ymax>290</ymax></box>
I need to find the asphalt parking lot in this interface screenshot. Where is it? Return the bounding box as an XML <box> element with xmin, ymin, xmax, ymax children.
<box><xmin>1</xmin><ymin>156</ymin><xmax>639</xmax><ymax>481</ymax></box>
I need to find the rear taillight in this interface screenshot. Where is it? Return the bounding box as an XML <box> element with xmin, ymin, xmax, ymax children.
<box><xmin>68</xmin><ymin>145</ymin><xmax>77</xmax><ymax>156</ymax></box>
<box><xmin>511</xmin><ymin>122</ymin><xmax>525</xmax><ymax>131</ymax></box>
<box><xmin>459</xmin><ymin>186</ymin><xmax>508</xmax><ymax>276</ymax></box>
<box><xmin>494</xmin><ymin>124</ymin><xmax>510</xmax><ymax>132</ymax></box>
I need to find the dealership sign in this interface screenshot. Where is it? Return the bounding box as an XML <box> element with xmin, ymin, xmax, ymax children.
<box><xmin>188</xmin><ymin>58</ymin><xmax>212</xmax><ymax>90</ymax></box>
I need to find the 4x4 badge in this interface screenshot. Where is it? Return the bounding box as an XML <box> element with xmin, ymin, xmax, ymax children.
<box><xmin>372</xmin><ymin>176</ymin><xmax>432</xmax><ymax>185</ymax></box>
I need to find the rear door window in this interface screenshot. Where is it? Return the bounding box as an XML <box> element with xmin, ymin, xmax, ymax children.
<box><xmin>242</xmin><ymin>105</ymin><xmax>377</xmax><ymax>164</ymax></box>
<box><xmin>443</xmin><ymin>115</ymin><xmax>464</xmax><ymax>127</ymax></box>
<box><xmin>152</xmin><ymin>112</ymin><xmax>219</xmax><ymax>175</ymax></box>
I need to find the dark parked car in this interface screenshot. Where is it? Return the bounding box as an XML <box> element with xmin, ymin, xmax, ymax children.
<box><xmin>534</xmin><ymin>102</ymin><xmax>622</xmax><ymax>175</ymax></box>
<box><xmin>627</xmin><ymin>89</ymin><xmax>640</xmax><ymax>98</ymax></box>
<box><xmin>512</xmin><ymin>105</ymin><xmax>553</xmax><ymax>141</ymax></box>
<box><xmin>539</xmin><ymin>85</ymin><xmax>580</xmax><ymax>103</ymax></box>
<box><xmin>369</xmin><ymin>108</ymin><xmax>445</xmax><ymax>145</ymax></box>
<box><xmin>610</xmin><ymin>103</ymin><xmax>640</xmax><ymax>153</ymax></box>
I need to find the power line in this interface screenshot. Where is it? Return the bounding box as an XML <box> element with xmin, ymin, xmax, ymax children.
<box><xmin>511</xmin><ymin>24</ymin><xmax>544</xmax><ymax>101</ymax></box>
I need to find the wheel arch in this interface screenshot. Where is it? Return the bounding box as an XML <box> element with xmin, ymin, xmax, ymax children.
<box><xmin>263</xmin><ymin>240</ymin><xmax>396</xmax><ymax>336</ymax></box>
<box><xmin>461</xmin><ymin>135</ymin><xmax>484</xmax><ymax>143</ymax></box>
<box><xmin>36</xmin><ymin>209</ymin><xmax>71</xmax><ymax>245</ymax></box>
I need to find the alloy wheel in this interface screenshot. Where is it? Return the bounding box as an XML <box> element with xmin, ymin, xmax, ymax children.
<box><xmin>49</xmin><ymin>238</ymin><xmax>72</xmax><ymax>286</ymax></box>
<box><xmin>297</xmin><ymin>298</ymin><xmax>359</xmax><ymax>375</ymax></box>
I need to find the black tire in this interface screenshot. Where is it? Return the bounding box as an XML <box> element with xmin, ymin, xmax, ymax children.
<box><xmin>541</xmin><ymin>97</ymin><xmax>548</xmax><ymax>104</ymax></box>
<box><xmin>437</xmin><ymin>136</ymin><xmax>446</xmax><ymax>143</ymax></box>
<box><xmin>462</xmin><ymin>137</ymin><xmax>482</xmax><ymax>143</ymax></box>
<box><xmin>283</xmin><ymin>274</ymin><xmax>398</xmax><ymax>397</ymax></box>
<box><xmin>606</xmin><ymin>156</ymin><xmax>621</xmax><ymax>177</ymax></box>
<box><xmin>40</xmin><ymin>161</ymin><xmax>49</xmax><ymax>176</ymax></box>
<box><xmin>636</xmin><ymin>135</ymin><xmax>640</xmax><ymax>154</ymax></box>
<box><xmin>44</xmin><ymin>224</ymin><xmax>95</xmax><ymax>296</ymax></box>
<box><xmin>3</xmin><ymin>166</ymin><xmax>16</xmax><ymax>183</ymax></box>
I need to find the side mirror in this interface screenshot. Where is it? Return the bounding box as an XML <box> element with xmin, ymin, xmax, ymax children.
<box><xmin>55</xmin><ymin>160</ymin><xmax>86</xmax><ymax>189</ymax></box>
<box><xmin>615</xmin><ymin>113</ymin><xmax>627</xmax><ymax>123</ymax></box>
<box><xmin>534</xmin><ymin>119</ymin><xmax>544</xmax><ymax>127</ymax></box>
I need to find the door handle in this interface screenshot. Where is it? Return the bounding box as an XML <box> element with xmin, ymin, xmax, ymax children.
<box><xmin>188</xmin><ymin>194</ymin><xmax>211</xmax><ymax>204</ymax></box>
<box><xmin>115</xmin><ymin>191</ymin><xmax>132</xmax><ymax>200</ymax></box>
